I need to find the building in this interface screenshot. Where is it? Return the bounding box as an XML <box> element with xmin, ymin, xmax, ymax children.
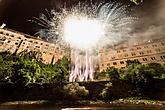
<box><xmin>0</xmin><ymin>28</ymin><xmax>64</xmax><ymax>64</ymax></box>
<box><xmin>99</xmin><ymin>39</ymin><xmax>165</xmax><ymax>72</ymax></box>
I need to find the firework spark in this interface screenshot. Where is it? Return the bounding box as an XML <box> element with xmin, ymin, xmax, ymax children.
<box><xmin>35</xmin><ymin>2</ymin><xmax>136</xmax><ymax>82</ymax></box>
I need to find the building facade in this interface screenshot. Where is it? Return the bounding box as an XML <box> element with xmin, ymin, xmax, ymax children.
<box><xmin>0</xmin><ymin>28</ymin><xmax>64</xmax><ymax>64</ymax></box>
<box><xmin>99</xmin><ymin>39</ymin><xmax>165</xmax><ymax>72</ymax></box>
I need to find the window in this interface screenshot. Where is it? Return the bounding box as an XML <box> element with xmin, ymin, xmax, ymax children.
<box><xmin>18</xmin><ymin>37</ymin><xmax>21</xmax><ymax>39</ymax></box>
<box><xmin>7</xmin><ymin>41</ymin><xmax>11</xmax><ymax>43</ymax></box>
<box><xmin>144</xmin><ymin>46</ymin><xmax>148</xmax><ymax>48</ymax></box>
<box><xmin>130</xmin><ymin>48</ymin><xmax>134</xmax><ymax>51</ymax></box>
<box><xmin>137</xmin><ymin>47</ymin><xmax>141</xmax><ymax>50</ymax></box>
<box><xmin>155</xmin><ymin>49</ymin><xmax>160</xmax><ymax>52</ymax></box>
<box><xmin>0</xmin><ymin>32</ymin><xmax>3</xmax><ymax>34</ymax></box>
<box><xmin>29</xmin><ymin>40</ymin><xmax>32</xmax><ymax>43</ymax></box>
<box><xmin>120</xmin><ymin>61</ymin><xmax>124</xmax><ymax>64</ymax></box>
<box><xmin>124</xmin><ymin>54</ymin><xmax>128</xmax><ymax>57</ymax></box>
<box><xmin>147</xmin><ymin>50</ymin><xmax>152</xmax><ymax>53</ymax></box>
<box><xmin>139</xmin><ymin>52</ymin><xmax>144</xmax><ymax>55</ymax></box>
<box><xmin>117</xmin><ymin>50</ymin><xmax>120</xmax><ymax>53</ymax></box>
<box><xmin>15</xmin><ymin>42</ymin><xmax>18</xmax><ymax>45</ymax></box>
<box><xmin>35</xmin><ymin>42</ymin><xmax>38</xmax><ymax>44</ymax></box>
<box><xmin>113</xmin><ymin>62</ymin><xmax>117</xmax><ymax>65</ymax></box>
<box><xmin>151</xmin><ymin>57</ymin><xmax>156</xmax><ymax>60</ymax></box>
<box><xmin>11</xmin><ymin>35</ymin><xmax>14</xmax><ymax>37</ymax></box>
<box><xmin>131</xmin><ymin>52</ymin><xmax>136</xmax><ymax>56</ymax></box>
<box><xmin>102</xmin><ymin>64</ymin><xmax>104</xmax><ymax>67</ymax></box>
<box><xmin>111</xmin><ymin>57</ymin><xmax>115</xmax><ymax>60</ymax></box>
<box><xmin>134</xmin><ymin>59</ymin><xmax>139</xmax><ymax>62</ymax></box>
<box><xmin>107</xmin><ymin>63</ymin><xmax>110</xmax><ymax>66</ymax></box>
<box><xmin>160</xmin><ymin>56</ymin><xmax>165</xmax><ymax>59</ymax></box>
<box><xmin>123</xmin><ymin>50</ymin><xmax>126</xmax><ymax>52</ymax></box>
<box><xmin>152</xmin><ymin>44</ymin><xmax>157</xmax><ymax>47</ymax></box>
<box><xmin>6</xmin><ymin>33</ymin><xmax>9</xmax><ymax>36</ymax></box>
<box><xmin>142</xmin><ymin>58</ymin><xmax>147</xmax><ymax>61</ymax></box>
<box><xmin>161</xmin><ymin>43</ymin><xmax>164</xmax><ymax>46</ymax></box>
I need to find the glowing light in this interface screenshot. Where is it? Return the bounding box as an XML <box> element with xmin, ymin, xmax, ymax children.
<box><xmin>64</xmin><ymin>16</ymin><xmax>104</xmax><ymax>49</ymax></box>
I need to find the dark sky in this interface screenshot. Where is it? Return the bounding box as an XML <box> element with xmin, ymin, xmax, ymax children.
<box><xmin>0</xmin><ymin>0</ymin><xmax>163</xmax><ymax>38</ymax></box>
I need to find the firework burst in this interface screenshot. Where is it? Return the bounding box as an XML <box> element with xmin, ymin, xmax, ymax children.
<box><xmin>33</xmin><ymin>1</ymin><xmax>137</xmax><ymax>82</ymax></box>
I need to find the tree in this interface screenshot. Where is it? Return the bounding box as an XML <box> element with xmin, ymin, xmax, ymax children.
<box><xmin>105</xmin><ymin>67</ymin><xmax>119</xmax><ymax>81</ymax></box>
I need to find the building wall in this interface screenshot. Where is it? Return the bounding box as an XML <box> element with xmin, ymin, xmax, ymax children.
<box><xmin>0</xmin><ymin>28</ymin><xmax>64</xmax><ymax>64</ymax></box>
<box><xmin>99</xmin><ymin>39</ymin><xmax>165</xmax><ymax>72</ymax></box>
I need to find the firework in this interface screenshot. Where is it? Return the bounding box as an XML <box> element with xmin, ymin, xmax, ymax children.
<box><xmin>34</xmin><ymin>1</ymin><xmax>136</xmax><ymax>82</ymax></box>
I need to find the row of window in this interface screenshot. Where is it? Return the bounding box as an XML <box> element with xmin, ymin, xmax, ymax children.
<box><xmin>101</xmin><ymin>56</ymin><xmax>165</xmax><ymax>67</ymax></box>
<box><xmin>100</xmin><ymin>48</ymin><xmax>164</xmax><ymax>60</ymax></box>
<box><xmin>116</xmin><ymin>43</ymin><xmax>164</xmax><ymax>53</ymax></box>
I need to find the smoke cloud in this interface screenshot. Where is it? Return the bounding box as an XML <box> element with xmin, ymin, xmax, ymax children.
<box><xmin>128</xmin><ymin>0</ymin><xmax>165</xmax><ymax>45</ymax></box>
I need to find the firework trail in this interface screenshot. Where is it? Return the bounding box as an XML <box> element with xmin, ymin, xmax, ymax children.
<box><xmin>33</xmin><ymin>1</ymin><xmax>136</xmax><ymax>82</ymax></box>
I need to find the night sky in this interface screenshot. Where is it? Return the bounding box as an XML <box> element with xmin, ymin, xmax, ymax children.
<box><xmin>0</xmin><ymin>0</ymin><xmax>164</xmax><ymax>41</ymax></box>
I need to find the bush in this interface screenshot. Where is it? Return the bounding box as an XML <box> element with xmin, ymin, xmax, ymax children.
<box><xmin>100</xmin><ymin>82</ymin><xmax>113</xmax><ymax>99</ymax></box>
<box><xmin>63</xmin><ymin>83</ymin><xmax>89</xmax><ymax>100</ymax></box>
